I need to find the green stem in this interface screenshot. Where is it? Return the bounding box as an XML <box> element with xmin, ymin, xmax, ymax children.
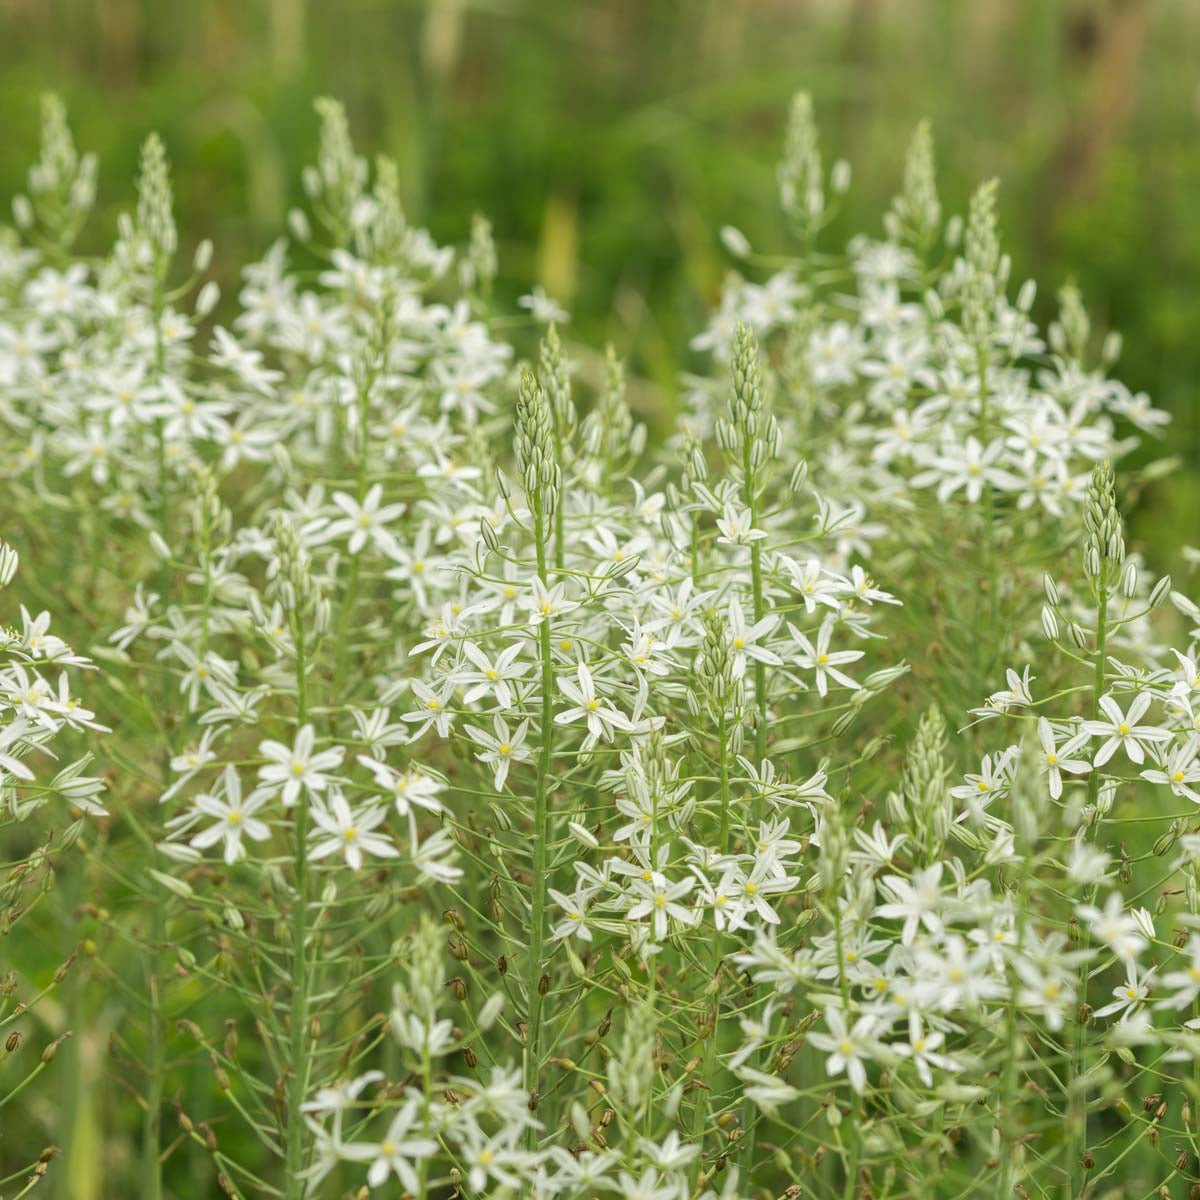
<box><xmin>977</xmin><ymin>346</ymin><xmax>999</xmax><ymax>672</ymax></box>
<box><xmin>1068</xmin><ymin>583</ymin><xmax>1107</xmax><ymax>1198</ymax></box>
<box><xmin>742</xmin><ymin>426</ymin><xmax>767</xmax><ymax>779</ymax></box>
<box><xmin>333</xmin><ymin>380</ymin><xmax>372</xmax><ymax>694</ymax></box>
<box><xmin>750</xmin><ymin>540</ymin><xmax>766</xmax><ymax>768</ymax></box>
<box><xmin>142</xmin><ymin>275</ymin><xmax>169</xmax><ymax>1200</ymax></box>
<box><xmin>416</xmin><ymin>1038</ymin><xmax>434</xmax><ymax>1199</ymax></box>
<box><xmin>693</xmin><ymin>715</ymin><xmax>730</xmax><ymax>1166</ymax></box>
<box><xmin>525</xmin><ymin>503</ymin><xmax>554</xmax><ymax>1149</ymax></box>
<box><xmin>284</xmin><ymin>619</ymin><xmax>311</xmax><ymax>1198</ymax></box>
<box><xmin>834</xmin><ymin>907</ymin><xmax>860</xmax><ymax>1199</ymax></box>
<box><xmin>998</xmin><ymin>856</ymin><xmax>1033</xmax><ymax>1196</ymax></box>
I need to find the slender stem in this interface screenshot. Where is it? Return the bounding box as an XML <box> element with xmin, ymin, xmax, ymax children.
<box><xmin>284</xmin><ymin>619</ymin><xmax>311</xmax><ymax>1198</ymax></box>
<box><xmin>998</xmin><ymin>855</ymin><xmax>1033</xmax><ymax>1197</ymax></box>
<box><xmin>552</xmin><ymin>428</ymin><xmax>566</xmax><ymax>575</ymax></box>
<box><xmin>416</xmin><ymin>1038</ymin><xmax>433</xmax><ymax>1199</ymax></box>
<box><xmin>525</xmin><ymin>501</ymin><xmax>554</xmax><ymax>1149</ymax></box>
<box><xmin>742</xmin><ymin>429</ymin><xmax>767</xmax><ymax>776</ymax></box>
<box><xmin>142</xmin><ymin>274</ymin><xmax>169</xmax><ymax>1200</ymax></box>
<box><xmin>693</xmin><ymin>714</ymin><xmax>730</xmax><ymax>1163</ymax></box>
<box><xmin>977</xmin><ymin>346</ymin><xmax>999</xmax><ymax>673</ymax></box>
<box><xmin>750</xmin><ymin>540</ymin><xmax>766</xmax><ymax>766</ymax></box>
<box><xmin>333</xmin><ymin>379</ymin><xmax>372</xmax><ymax>693</ymax></box>
<box><xmin>833</xmin><ymin>914</ymin><xmax>861</xmax><ymax>1200</ymax></box>
<box><xmin>1068</xmin><ymin>583</ymin><xmax>1107</xmax><ymax>1197</ymax></box>
<box><xmin>743</xmin><ymin>441</ymin><xmax>766</xmax><ymax>1186</ymax></box>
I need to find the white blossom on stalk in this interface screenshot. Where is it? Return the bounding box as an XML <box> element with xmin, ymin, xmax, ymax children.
<box><xmin>309</xmin><ymin>791</ymin><xmax>397</xmax><ymax>870</ymax></box>
<box><xmin>325</xmin><ymin>483</ymin><xmax>405</xmax><ymax>555</ymax></box>
<box><xmin>788</xmin><ymin>615</ymin><xmax>863</xmax><ymax>697</ymax></box>
<box><xmin>188</xmin><ymin>765</ymin><xmax>271</xmax><ymax>864</ymax></box>
<box><xmin>462</xmin><ymin>715</ymin><xmax>531</xmax><ymax>790</ymax></box>
<box><xmin>1083</xmin><ymin>693</ymin><xmax>1170</xmax><ymax>766</ymax></box>
<box><xmin>726</xmin><ymin>598</ymin><xmax>782</xmax><ymax>681</ymax></box>
<box><xmin>1036</xmin><ymin>717</ymin><xmax>1091</xmax><ymax>799</ymax></box>
<box><xmin>808</xmin><ymin>1006</ymin><xmax>877</xmax><ymax>1093</ymax></box>
<box><xmin>555</xmin><ymin>662</ymin><xmax>631</xmax><ymax>743</ymax></box>
<box><xmin>257</xmin><ymin>723</ymin><xmax>345</xmax><ymax>807</ymax></box>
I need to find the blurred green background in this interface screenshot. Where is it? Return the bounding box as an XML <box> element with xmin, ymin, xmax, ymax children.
<box><xmin>0</xmin><ymin>0</ymin><xmax>1197</xmax><ymax>522</ymax></box>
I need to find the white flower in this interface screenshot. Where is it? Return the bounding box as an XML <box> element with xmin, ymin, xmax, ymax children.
<box><xmin>808</xmin><ymin>1006</ymin><xmax>876</xmax><ymax>1093</ymax></box>
<box><xmin>188</xmin><ymin>765</ymin><xmax>271</xmax><ymax>864</ymax></box>
<box><xmin>716</xmin><ymin>505</ymin><xmax>767</xmax><ymax>546</ymax></box>
<box><xmin>624</xmin><ymin>872</ymin><xmax>697</xmax><ymax>941</ymax></box>
<box><xmin>1158</xmin><ymin>937</ymin><xmax>1200</xmax><ymax>1011</ymax></box>
<box><xmin>523</xmin><ymin>578</ymin><xmax>578</xmax><ymax>626</ymax></box>
<box><xmin>356</xmin><ymin>756</ymin><xmax>444</xmax><ymax>818</ymax></box>
<box><xmin>874</xmin><ymin>864</ymin><xmax>945</xmax><ymax>945</ymax></box>
<box><xmin>454</xmin><ymin>640</ymin><xmax>529</xmax><ymax>710</ymax></box>
<box><xmin>325</xmin><ymin>483</ymin><xmax>405</xmax><ymax>555</ymax></box>
<box><xmin>726</xmin><ymin>598</ymin><xmax>782</xmax><ymax>681</ymax></box>
<box><xmin>462</xmin><ymin>715</ymin><xmax>531</xmax><ymax>791</ymax></box>
<box><xmin>555</xmin><ymin>662</ymin><xmax>631</xmax><ymax>743</ymax></box>
<box><xmin>1083</xmin><ymin>693</ymin><xmax>1170</xmax><ymax>766</ymax></box>
<box><xmin>402</xmin><ymin>679</ymin><xmax>456</xmax><ymax>739</ymax></box>
<box><xmin>789</xmin><ymin>615</ymin><xmax>863</xmax><ymax>697</ymax></box>
<box><xmin>339</xmin><ymin>1098</ymin><xmax>436</xmax><ymax>1189</ymax></box>
<box><xmin>892</xmin><ymin>1019</ymin><xmax>959</xmax><ymax>1087</ymax></box>
<box><xmin>550</xmin><ymin>884</ymin><xmax>598</xmax><ymax>941</ymax></box>
<box><xmin>517</xmin><ymin>284</ymin><xmax>569</xmax><ymax>324</ymax></box>
<box><xmin>780</xmin><ymin>557</ymin><xmax>842</xmax><ymax>614</ymax></box>
<box><xmin>1141</xmin><ymin>735</ymin><xmax>1200</xmax><ymax>802</ymax></box>
<box><xmin>309</xmin><ymin>791</ymin><xmax>398</xmax><ymax>871</ymax></box>
<box><xmin>1036</xmin><ymin>717</ymin><xmax>1091</xmax><ymax>799</ymax></box>
<box><xmin>912</xmin><ymin>435</ymin><xmax>1018</xmax><ymax>503</ymax></box>
<box><xmin>1077</xmin><ymin>893</ymin><xmax>1149</xmax><ymax>963</ymax></box>
<box><xmin>1093</xmin><ymin>965</ymin><xmax>1154</xmax><ymax>1021</ymax></box>
<box><xmin>257</xmin><ymin>724</ymin><xmax>345</xmax><ymax>807</ymax></box>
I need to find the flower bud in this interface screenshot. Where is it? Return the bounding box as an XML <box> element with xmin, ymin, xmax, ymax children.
<box><xmin>1041</xmin><ymin>606</ymin><xmax>1059</xmax><ymax>641</ymax></box>
<box><xmin>193</xmin><ymin>238</ymin><xmax>213</xmax><ymax>272</ymax></box>
<box><xmin>720</xmin><ymin>225</ymin><xmax>752</xmax><ymax>259</ymax></box>
<box><xmin>1120</xmin><ymin>561</ymin><xmax>1138</xmax><ymax>599</ymax></box>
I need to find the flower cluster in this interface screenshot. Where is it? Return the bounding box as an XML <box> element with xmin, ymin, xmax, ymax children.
<box><xmin>0</xmin><ymin>90</ymin><xmax>1191</xmax><ymax>1200</ymax></box>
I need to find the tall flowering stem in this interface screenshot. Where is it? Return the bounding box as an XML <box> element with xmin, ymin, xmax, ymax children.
<box><xmin>724</xmin><ymin>323</ymin><xmax>776</xmax><ymax>773</ymax></box>
<box><xmin>277</xmin><ymin>516</ymin><xmax>318</xmax><ymax>1197</ymax></box>
<box><xmin>139</xmin><ymin>130</ymin><xmax>176</xmax><ymax>1200</ymax></box>
<box><xmin>514</xmin><ymin>367</ymin><xmax>560</xmax><ymax>1142</ymax></box>
<box><xmin>1068</xmin><ymin>461</ymin><xmax>1124</xmax><ymax>1191</ymax></box>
